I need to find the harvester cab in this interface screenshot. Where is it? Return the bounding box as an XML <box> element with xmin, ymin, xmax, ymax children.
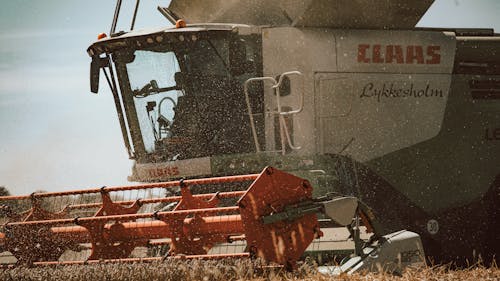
<box><xmin>89</xmin><ymin>23</ymin><xmax>263</xmax><ymax>164</ymax></box>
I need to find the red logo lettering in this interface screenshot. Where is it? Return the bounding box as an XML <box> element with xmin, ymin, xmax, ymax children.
<box><xmin>385</xmin><ymin>45</ymin><xmax>404</xmax><ymax>64</ymax></box>
<box><xmin>426</xmin><ymin>45</ymin><xmax>441</xmax><ymax>64</ymax></box>
<box><xmin>372</xmin><ymin>45</ymin><xmax>384</xmax><ymax>63</ymax></box>
<box><xmin>357</xmin><ymin>44</ymin><xmax>370</xmax><ymax>63</ymax></box>
<box><xmin>148</xmin><ymin>166</ymin><xmax>180</xmax><ymax>178</ymax></box>
<box><xmin>406</xmin><ymin>46</ymin><xmax>424</xmax><ymax>64</ymax></box>
<box><xmin>357</xmin><ymin>44</ymin><xmax>441</xmax><ymax>65</ymax></box>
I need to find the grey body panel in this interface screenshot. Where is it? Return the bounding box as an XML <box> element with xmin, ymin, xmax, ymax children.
<box><xmin>168</xmin><ymin>0</ymin><xmax>434</xmax><ymax>29</ymax></box>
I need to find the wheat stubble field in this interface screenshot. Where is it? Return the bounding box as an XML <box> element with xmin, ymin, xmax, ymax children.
<box><xmin>1</xmin><ymin>259</ymin><xmax>499</xmax><ymax>281</ymax></box>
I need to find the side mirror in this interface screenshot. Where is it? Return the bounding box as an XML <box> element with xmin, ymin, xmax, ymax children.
<box><xmin>90</xmin><ymin>56</ymin><xmax>109</xmax><ymax>93</ymax></box>
<box><xmin>274</xmin><ymin>75</ymin><xmax>291</xmax><ymax>96</ymax></box>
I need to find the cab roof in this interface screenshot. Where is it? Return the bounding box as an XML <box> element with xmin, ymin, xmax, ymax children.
<box><xmin>87</xmin><ymin>23</ymin><xmax>257</xmax><ymax>57</ymax></box>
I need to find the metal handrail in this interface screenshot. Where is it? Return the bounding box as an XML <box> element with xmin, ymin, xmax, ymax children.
<box><xmin>244</xmin><ymin>77</ymin><xmax>277</xmax><ymax>152</ymax></box>
<box><xmin>243</xmin><ymin>71</ymin><xmax>304</xmax><ymax>155</ymax></box>
<box><xmin>273</xmin><ymin>71</ymin><xmax>304</xmax><ymax>153</ymax></box>
<box><xmin>273</xmin><ymin>71</ymin><xmax>305</xmax><ymax>116</ymax></box>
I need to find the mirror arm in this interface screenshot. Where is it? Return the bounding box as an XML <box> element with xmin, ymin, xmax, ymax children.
<box><xmin>90</xmin><ymin>56</ymin><xmax>110</xmax><ymax>94</ymax></box>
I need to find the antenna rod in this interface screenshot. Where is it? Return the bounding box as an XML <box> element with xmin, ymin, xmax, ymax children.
<box><xmin>110</xmin><ymin>0</ymin><xmax>123</xmax><ymax>35</ymax></box>
<box><xmin>130</xmin><ymin>0</ymin><xmax>140</xmax><ymax>30</ymax></box>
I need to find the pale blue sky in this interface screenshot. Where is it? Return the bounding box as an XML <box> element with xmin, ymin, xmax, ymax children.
<box><xmin>0</xmin><ymin>0</ymin><xmax>499</xmax><ymax>194</ymax></box>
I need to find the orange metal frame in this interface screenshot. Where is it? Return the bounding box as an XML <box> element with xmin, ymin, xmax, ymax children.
<box><xmin>0</xmin><ymin>167</ymin><xmax>320</xmax><ymax>269</ymax></box>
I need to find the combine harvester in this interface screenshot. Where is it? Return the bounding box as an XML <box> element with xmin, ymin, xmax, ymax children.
<box><xmin>1</xmin><ymin>0</ymin><xmax>499</xmax><ymax>273</ymax></box>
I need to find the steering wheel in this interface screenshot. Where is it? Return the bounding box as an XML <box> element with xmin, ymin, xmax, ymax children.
<box><xmin>157</xmin><ymin>96</ymin><xmax>177</xmax><ymax>139</ymax></box>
